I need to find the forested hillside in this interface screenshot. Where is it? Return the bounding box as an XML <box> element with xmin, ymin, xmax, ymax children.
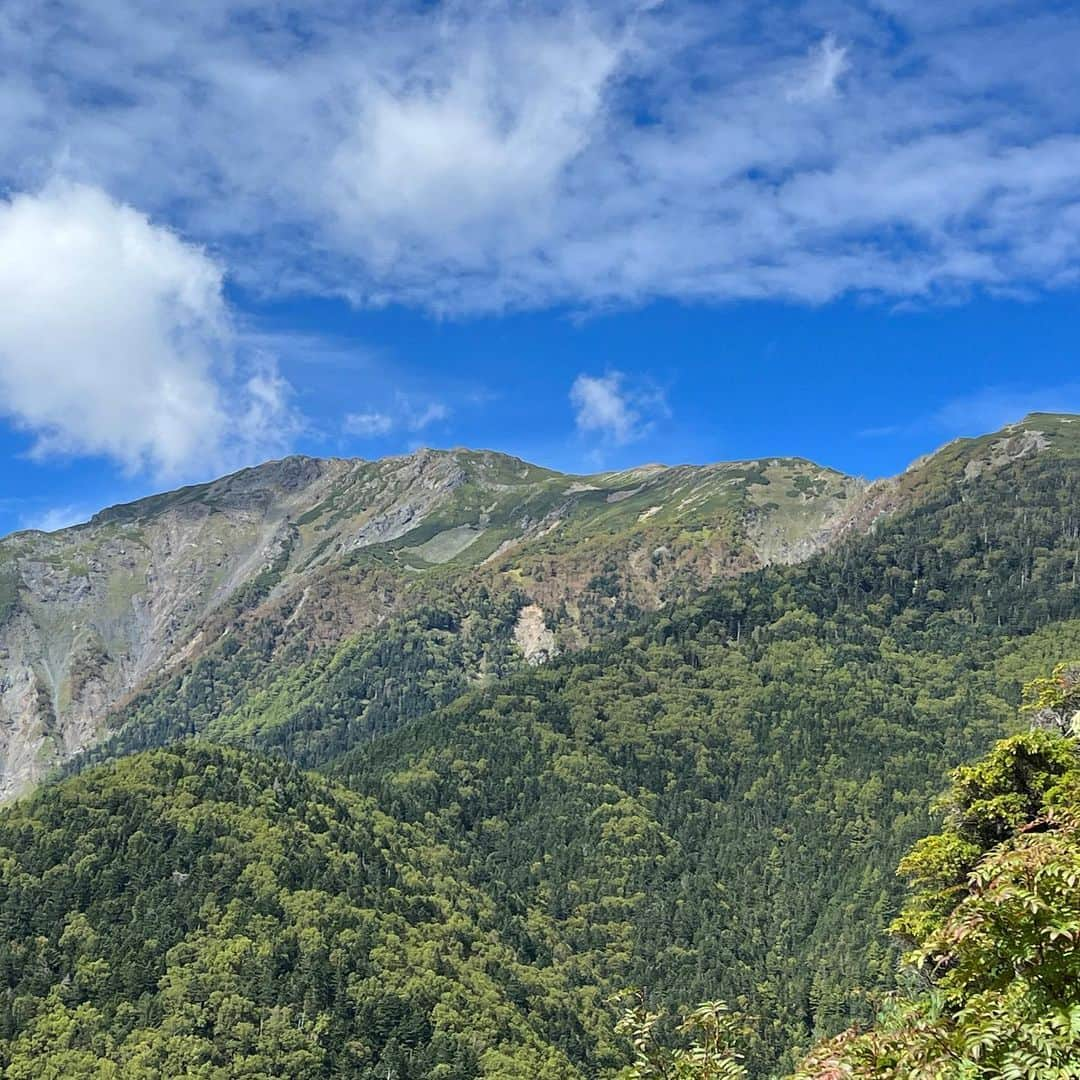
<box><xmin>794</xmin><ymin>673</ymin><xmax>1080</xmax><ymax>1077</ymax></box>
<box><xmin>326</xmin><ymin>432</ymin><xmax>1080</xmax><ymax>1072</ymax></box>
<box><xmin>621</xmin><ymin>667</ymin><xmax>1080</xmax><ymax>1078</ymax></box>
<box><xmin>0</xmin><ymin>746</ymin><xmax>612</xmax><ymax>1078</ymax></box>
<box><xmin>0</xmin><ymin>414</ymin><xmax>1078</xmax><ymax>1077</ymax></box>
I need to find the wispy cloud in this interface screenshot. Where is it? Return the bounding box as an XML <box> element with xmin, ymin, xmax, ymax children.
<box><xmin>344</xmin><ymin>412</ymin><xmax>396</xmax><ymax>438</ymax></box>
<box><xmin>343</xmin><ymin>395</ymin><xmax>450</xmax><ymax>441</ymax></box>
<box><xmin>409</xmin><ymin>402</ymin><xmax>451</xmax><ymax>431</ymax></box>
<box><xmin>861</xmin><ymin>383</ymin><xmax>1080</xmax><ymax>447</ymax></box>
<box><xmin>857</xmin><ymin>424</ymin><xmax>903</xmax><ymax>440</ymax></box>
<box><xmin>3</xmin><ymin>2</ymin><xmax>1080</xmax><ymax>313</ymax></box>
<box><xmin>19</xmin><ymin>505</ymin><xmax>92</xmax><ymax>533</ymax></box>
<box><xmin>787</xmin><ymin>35</ymin><xmax>849</xmax><ymax>103</ymax></box>
<box><xmin>933</xmin><ymin>384</ymin><xmax>1080</xmax><ymax>437</ymax></box>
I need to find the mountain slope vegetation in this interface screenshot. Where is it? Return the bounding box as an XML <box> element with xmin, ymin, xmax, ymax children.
<box><xmin>0</xmin><ymin>414</ymin><xmax>1077</xmax><ymax>1077</ymax></box>
<box><xmin>621</xmin><ymin>668</ymin><xmax>1080</xmax><ymax>1078</ymax></box>
<box><xmin>326</xmin><ymin>419</ymin><xmax>1080</xmax><ymax>1072</ymax></box>
<box><xmin>1</xmin><ymin>447</ymin><xmax>862</xmax><ymax>798</ymax></box>
<box><xmin>0</xmin><ymin>745</ymin><xmax>614</xmax><ymax>1079</ymax></box>
<box><xmin>795</xmin><ymin>718</ymin><xmax>1080</xmax><ymax>1077</ymax></box>
<box><xmin>78</xmin><ymin>414</ymin><xmax>1080</xmax><ymax>775</ymax></box>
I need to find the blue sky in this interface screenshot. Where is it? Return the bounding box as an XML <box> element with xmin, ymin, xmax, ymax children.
<box><xmin>1</xmin><ymin>0</ymin><xmax>1080</xmax><ymax>534</ymax></box>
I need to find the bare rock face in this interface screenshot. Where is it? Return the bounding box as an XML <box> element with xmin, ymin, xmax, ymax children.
<box><xmin>0</xmin><ymin>457</ymin><xmax>345</xmax><ymax>799</ymax></box>
<box><xmin>513</xmin><ymin>604</ymin><xmax>557</xmax><ymax>665</ymax></box>
<box><xmin>0</xmin><ymin>451</ymin><xmax>468</xmax><ymax>796</ymax></box>
<box><xmin>963</xmin><ymin>430</ymin><xmax>1050</xmax><ymax>480</ymax></box>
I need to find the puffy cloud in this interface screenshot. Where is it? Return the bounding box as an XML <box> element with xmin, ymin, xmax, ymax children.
<box><xmin>570</xmin><ymin>372</ymin><xmax>664</xmax><ymax>445</ymax></box>
<box><xmin>0</xmin><ymin>181</ymin><xmax>298</xmax><ymax>479</ymax></box>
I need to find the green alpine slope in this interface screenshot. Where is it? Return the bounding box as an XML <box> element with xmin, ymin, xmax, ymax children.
<box><xmin>1</xmin><ymin>414</ymin><xmax>1078</xmax><ymax>1077</ymax></box>
<box><xmin>326</xmin><ymin>419</ymin><xmax>1080</xmax><ymax>1073</ymax></box>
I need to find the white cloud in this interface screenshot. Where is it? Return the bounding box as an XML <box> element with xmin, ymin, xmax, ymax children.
<box><xmin>343</xmin><ymin>396</ymin><xmax>449</xmax><ymax>440</ymax></box>
<box><xmin>344</xmin><ymin>412</ymin><xmax>395</xmax><ymax>438</ymax></box>
<box><xmin>0</xmin><ymin>181</ymin><xmax>299</xmax><ymax>479</ymax></box>
<box><xmin>570</xmin><ymin>372</ymin><xmax>664</xmax><ymax>445</ymax></box>
<box><xmin>2</xmin><ymin>2</ymin><xmax>1080</xmax><ymax>311</ymax></box>
<box><xmin>787</xmin><ymin>35</ymin><xmax>849</xmax><ymax>102</ymax></box>
<box><xmin>329</xmin><ymin>15</ymin><xmax>619</xmax><ymax>269</ymax></box>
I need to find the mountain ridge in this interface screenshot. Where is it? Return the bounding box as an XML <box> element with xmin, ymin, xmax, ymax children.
<box><xmin>1</xmin><ymin>413</ymin><xmax>1076</xmax><ymax>800</ymax></box>
<box><xmin>0</xmin><ymin>412</ymin><xmax>1078</xmax><ymax>1076</ymax></box>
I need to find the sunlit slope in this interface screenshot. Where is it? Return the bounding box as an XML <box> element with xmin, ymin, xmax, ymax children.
<box><xmin>325</xmin><ymin>414</ymin><xmax>1080</xmax><ymax>1073</ymax></box>
<box><xmin>0</xmin><ymin>743</ymin><xmax>608</xmax><ymax>1078</ymax></box>
<box><xmin>0</xmin><ymin>445</ymin><xmax>863</xmax><ymax>797</ymax></box>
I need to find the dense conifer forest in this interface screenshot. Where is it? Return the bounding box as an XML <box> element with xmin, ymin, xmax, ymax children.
<box><xmin>620</xmin><ymin>665</ymin><xmax>1080</xmax><ymax>1077</ymax></box>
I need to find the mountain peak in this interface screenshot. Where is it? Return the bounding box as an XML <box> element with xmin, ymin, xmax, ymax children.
<box><xmin>0</xmin><ymin>441</ymin><xmax>867</xmax><ymax>797</ymax></box>
<box><xmin>4</xmin><ymin>417</ymin><xmax>1077</xmax><ymax>799</ymax></box>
